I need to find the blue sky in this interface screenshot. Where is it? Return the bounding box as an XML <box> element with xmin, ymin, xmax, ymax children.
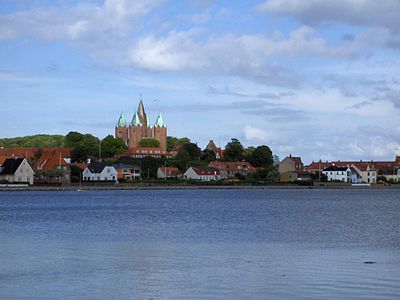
<box><xmin>0</xmin><ymin>0</ymin><xmax>399</xmax><ymax>163</ymax></box>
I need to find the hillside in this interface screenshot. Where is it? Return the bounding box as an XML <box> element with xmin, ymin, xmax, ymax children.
<box><xmin>0</xmin><ymin>134</ymin><xmax>65</xmax><ymax>148</ymax></box>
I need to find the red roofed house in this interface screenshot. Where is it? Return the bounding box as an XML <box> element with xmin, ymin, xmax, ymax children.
<box><xmin>157</xmin><ymin>167</ymin><xmax>182</xmax><ymax>179</ymax></box>
<box><xmin>120</xmin><ymin>147</ymin><xmax>173</xmax><ymax>159</ymax></box>
<box><xmin>205</xmin><ymin>140</ymin><xmax>224</xmax><ymax>159</ymax></box>
<box><xmin>208</xmin><ymin>161</ymin><xmax>255</xmax><ymax>179</ymax></box>
<box><xmin>184</xmin><ymin>167</ymin><xmax>220</xmax><ymax>181</ymax></box>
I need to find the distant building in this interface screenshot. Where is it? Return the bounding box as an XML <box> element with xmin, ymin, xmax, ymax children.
<box><xmin>278</xmin><ymin>154</ymin><xmax>304</xmax><ymax>182</ymax></box>
<box><xmin>115</xmin><ymin>96</ymin><xmax>167</xmax><ymax>151</ymax></box>
<box><xmin>120</xmin><ymin>147</ymin><xmax>173</xmax><ymax>159</ymax></box>
<box><xmin>208</xmin><ymin>161</ymin><xmax>255</xmax><ymax>179</ymax></box>
<box><xmin>322</xmin><ymin>165</ymin><xmax>352</xmax><ymax>182</ymax></box>
<box><xmin>205</xmin><ymin>140</ymin><xmax>224</xmax><ymax>159</ymax></box>
<box><xmin>184</xmin><ymin>167</ymin><xmax>220</xmax><ymax>181</ymax></box>
<box><xmin>157</xmin><ymin>167</ymin><xmax>182</xmax><ymax>179</ymax></box>
<box><xmin>83</xmin><ymin>161</ymin><xmax>117</xmax><ymax>182</ymax></box>
<box><xmin>0</xmin><ymin>158</ymin><xmax>34</xmax><ymax>185</ymax></box>
<box><xmin>113</xmin><ymin>163</ymin><xmax>141</xmax><ymax>180</ymax></box>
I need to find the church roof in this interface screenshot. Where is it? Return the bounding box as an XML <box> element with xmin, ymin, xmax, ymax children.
<box><xmin>137</xmin><ymin>96</ymin><xmax>146</xmax><ymax>119</ymax></box>
<box><xmin>154</xmin><ymin>113</ymin><xmax>166</xmax><ymax>128</ymax></box>
<box><xmin>116</xmin><ymin>113</ymin><xmax>127</xmax><ymax>127</ymax></box>
<box><xmin>131</xmin><ymin>112</ymin><xmax>142</xmax><ymax>126</ymax></box>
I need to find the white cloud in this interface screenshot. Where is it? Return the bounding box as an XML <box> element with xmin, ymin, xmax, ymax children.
<box><xmin>257</xmin><ymin>0</ymin><xmax>400</xmax><ymax>33</ymax></box>
<box><xmin>243</xmin><ymin>126</ymin><xmax>276</xmax><ymax>143</ymax></box>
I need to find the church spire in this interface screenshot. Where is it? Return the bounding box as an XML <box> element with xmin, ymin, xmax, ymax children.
<box><xmin>137</xmin><ymin>94</ymin><xmax>147</xmax><ymax>125</ymax></box>
<box><xmin>116</xmin><ymin>113</ymin><xmax>127</xmax><ymax>127</ymax></box>
<box><xmin>154</xmin><ymin>113</ymin><xmax>166</xmax><ymax>128</ymax></box>
<box><xmin>131</xmin><ymin>112</ymin><xmax>142</xmax><ymax>126</ymax></box>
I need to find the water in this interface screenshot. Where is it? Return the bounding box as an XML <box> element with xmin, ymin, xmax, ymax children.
<box><xmin>0</xmin><ymin>189</ymin><xmax>399</xmax><ymax>299</ymax></box>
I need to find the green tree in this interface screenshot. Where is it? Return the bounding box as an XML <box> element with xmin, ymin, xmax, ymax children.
<box><xmin>201</xmin><ymin>149</ymin><xmax>216</xmax><ymax>162</ymax></box>
<box><xmin>182</xmin><ymin>143</ymin><xmax>202</xmax><ymax>160</ymax></box>
<box><xmin>252</xmin><ymin>166</ymin><xmax>279</xmax><ymax>183</ymax></box>
<box><xmin>167</xmin><ymin>136</ymin><xmax>178</xmax><ymax>152</ymax></box>
<box><xmin>101</xmin><ymin>135</ymin><xmax>128</xmax><ymax>158</ymax></box>
<box><xmin>250</xmin><ymin>145</ymin><xmax>273</xmax><ymax>168</ymax></box>
<box><xmin>0</xmin><ymin>134</ymin><xmax>65</xmax><ymax>148</ymax></box>
<box><xmin>140</xmin><ymin>156</ymin><xmax>162</xmax><ymax>178</ymax></box>
<box><xmin>65</xmin><ymin>131</ymin><xmax>84</xmax><ymax>148</ymax></box>
<box><xmin>69</xmin><ymin>133</ymin><xmax>99</xmax><ymax>162</ymax></box>
<box><xmin>138</xmin><ymin>138</ymin><xmax>160</xmax><ymax>148</ymax></box>
<box><xmin>224</xmin><ymin>138</ymin><xmax>244</xmax><ymax>161</ymax></box>
<box><xmin>243</xmin><ymin>146</ymin><xmax>255</xmax><ymax>162</ymax></box>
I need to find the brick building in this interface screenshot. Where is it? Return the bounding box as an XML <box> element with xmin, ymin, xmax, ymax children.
<box><xmin>115</xmin><ymin>96</ymin><xmax>167</xmax><ymax>151</ymax></box>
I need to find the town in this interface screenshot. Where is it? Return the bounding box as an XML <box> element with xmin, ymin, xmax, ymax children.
<box><xmin>1</xmin><ymin>98</ymin><xmax>399</xmax><ymax>187</ymax></box>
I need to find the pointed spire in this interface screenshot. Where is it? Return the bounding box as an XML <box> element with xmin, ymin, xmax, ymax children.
<box><xmin>154</xmin><ymin>113</ymin><xmax>166</xmax><ymax>128</ymax></box>
<box><xmin>116</xmin><ymin>113</ymin><xmax>127</xmax><ymax>127</ymax></box>
<box><xmin>131</xmin><ymin>112</ymin><xmax>142</xmax><ymax>126</ymax></box>
<box><xmin>137</xmin><ymin>94</ymin><xmax>145</xmax><ymax>119</ymax></box>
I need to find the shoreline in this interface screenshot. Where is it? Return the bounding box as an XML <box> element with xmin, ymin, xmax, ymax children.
<box><xmin>0</xmin><ymin>184</ymin><xmax>399</xmax><ymax>192</ymax></box>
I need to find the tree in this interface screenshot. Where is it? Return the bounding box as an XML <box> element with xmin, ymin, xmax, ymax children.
<box><xmin>251</xmin><ymin>166</ymin><xmax>279</xmax><ymax>183</ymax></box>
<box><xmin>182</xmin><ymin>143</ymin><xmax>201</xmax><ymax>160</ymax></box>
<box><xmin>167</xmin><ymin>136</ymin><xmax>179</xmax><ymax>151</ymax></box>
<box><xmin>69</xmin><ymin>133</ymin><xmax>100</xmax><ymax>162</ymax></box>
<box><xmin>140</xmin><ymin>156</ymin><xmax>162</xmax><ymax>178</ymax></box>
<box><xmin>138</xmin><ymin>138</ymin><xmax>160</xmax><ymax>148</ymax></box>
<box><xmin>224</xmin><ymin>138</ymin><xmax>244</xmax><ymax>161</ymax></box>
<box><xmin>250</xmin><ymin>145</ymin><xmax>273</xmax><ymax>168</ymax></box>
<box><xmin>0</xmin><ymin>134</ymin><xmax>65</xmax><ymax>148</ymax></box>
<box><xmin>101</xmin><ymin>135</ymin><xmax>128</xmax><ymax>158</ymax></box>
<box><xmin>243</xmin><ymin>146</ymin><xmax>255</xmax><ymax>162</ymax></box>
<box><xmin>201</xmin><ymin>149</ymin><xmax>216</xmax><ymax>162</ymax></box>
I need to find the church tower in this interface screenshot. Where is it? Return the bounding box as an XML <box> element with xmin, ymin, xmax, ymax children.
<box><xmin>115</xmin><ymin>113</ymin><xmax>129</xmax><ymax>146</ymax></box>
<box><xmin>153</xmin><ymin>113</ymin><xmax>167</xmax><ymax>151</ymax></box>
<box><xmin>115</xmin><ymin>95</ymin><xmax>167</xmax><ymax>151</ymax></box>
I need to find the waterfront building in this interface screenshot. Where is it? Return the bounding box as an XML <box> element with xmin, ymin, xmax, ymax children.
<box><xmin>184</xmin><ymin>167</ymin><xmax>220</xmax><ymax>181</ymax></box>
<box><xmin>115</xmin><ymin>96</ymin><xmax>167</xmax><ymax>151</ymax></box>
<box><xmin>322</xmin><ymin>165</ymin><xmax>352</xmax><ymax>182</ymax></box>
<box><xmin>112</xmin><ymin>163</ymin><xmax>141</xmax><ymax>180</ymax></box>
<box><xmin>83</xmin><ymin>161</ymin><xmax>117</xmax><ymax>182</ymax></box>
<box><xmin>0</xmin><ymin>157</ymin><xmax>34</xmax><ymax>185</ymax></box>
<box><xmin>157</xmin><ymin>167</ymin><xmax>182</xmax><ymax>179</ymax></box>
<box><xmin>208</xmin><ymin>161</ymin><xmax>255</xmax><ymax>179</ymax></box>
<box><xmin>278</xmin><ymin>154</ymin><xmax>304</xmax><ymax>182</ymax></box>
<box><xmin>205</xmin><ymin>140</ymin><xmax>224</xmax><ymax>159</ymax></box>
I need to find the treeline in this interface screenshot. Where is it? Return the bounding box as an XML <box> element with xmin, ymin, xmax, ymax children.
<box><xmin>0</xmin><ymin>134</ymin><xmax>65</xmax><ymax>148</ymax></box>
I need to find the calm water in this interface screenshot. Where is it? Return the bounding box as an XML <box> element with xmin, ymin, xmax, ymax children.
<box><xmin>0</xmin><ymin>189</ymin><xmax>399</xmax><ymax>299</ymax></box>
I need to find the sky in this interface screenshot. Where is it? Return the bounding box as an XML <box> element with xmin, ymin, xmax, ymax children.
<box><xmin>0</xmin><ymin>0</ymin><xmax>399</xmax><ymax>163</ymax></box>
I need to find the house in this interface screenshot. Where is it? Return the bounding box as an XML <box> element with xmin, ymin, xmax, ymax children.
<box><xmin>0</xmin><ymin>158</ymin><xmax>35</xmax><ymax>185</ymax></box>
<box><xmin>120</xmin><ymin>147</ymin><xmax>173</xmax><ymax>159</ymax></box>
<box><xmin>184</xmin><ymin>167</ymin><xmax>220</xmax><ymax>181</ymax></box>
<box><xmin>205</xmin><ymin>140</ymin><xmax>224</xmax><ymax>159</ymax></box>
<box><xmin>278</xmin><ymin>154</ymin><xmax>304</xmax><ymax>182</ymax></box>
<box><xmin>157</xmin><ymin>167</ymin><xmax>182</xmax><ymax>179</ymax></box>
<box><xmin>208</xmin><ymin>161</ymin><xmax>255</xmax><ymax>179</ymax></box>
<box><xmin>113</xmin><ymin>163</ymin><xmax>141</xmax><ymax>180</ymax></box>
<box><xmin>83</xmin><ymin>161</ymin><xmax>118</xmax><ymax>182</ymax></box>
<box><xmin>305</xmin><ymin>157</ymin><xmax>398</xmax><ymax>183</ymax></box>
<box><xmin>350</xmin><ymin>166</ymin><xmax>363</xmax><ymax>183</ymax></box>
<box><xmin>322</xmin><ymin>165</ymin><xmax>352</xmax><ymax>182</ymax></box>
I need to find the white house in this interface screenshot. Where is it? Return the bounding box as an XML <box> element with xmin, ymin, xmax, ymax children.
<box><xmin>322</xmin><ymin>165</ymin><xmax>352</xmax><ymax>182</ymax></box>
<box><xmin>83</xmin><ymin>161</ymin><xmax>118</xmax><ymax>182</ymax></box>
<box><xmin>184</xmin><ymin>167</ymin><xmax>220</xmax><ymax>181</ymax></box>
<box><xmin>351</xmin><ymin>164</ymin><xmax>377</xmax><ymax>184</ymax></box>
<box><xmin>0</xmin><ymin>158</ymin><xmax>35</xmax><ymax>185</ymax></box>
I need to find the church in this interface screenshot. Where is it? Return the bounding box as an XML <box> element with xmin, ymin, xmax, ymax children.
<box><xmin>115</xmin><ymin>96</ymin><xmax>167</xmax><ymax>150</ymax></box>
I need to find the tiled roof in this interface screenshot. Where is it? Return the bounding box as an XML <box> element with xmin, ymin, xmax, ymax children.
<box><xmin>192</xmin><ymin>167</ymin><xmax>220</xmax><ymax>176</ymax></box>
<box><xmin>159</xmin><ymin>167</ymin><xmax>181</xmax><ymax>177</ymax></box>
<box><xmin>208</xmin><ymin>161</ymin><xmax>256</xmax><ymax>171</ymax></box>
<box><xmin>0</xmin><ymin>148</ymin><xmax>71</xmax><ymax>161</ymax></box>
<box><xmin>305</xmin><ymin>160</ymin><xmax>392</xmax><ymax>172</ymax></box>
<box><xmin>0</xmin><ymin>155</ymin><xmax>8</xmax><ymax>165</ymax></box>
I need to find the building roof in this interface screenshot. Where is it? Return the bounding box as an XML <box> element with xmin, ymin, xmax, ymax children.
<box><xmin>323</xmin><ymin>165</ymin><xmax>349</xmax><ymax>172</ymax></box>
<box><xmin>159</xmin><ymin>166</ymin><xmax>181</xmax><ymax>177</ymax></box>
<box><xmin>34</xmin><ymin>151</ymin><xmax>69</xmax><ymax>171</ymax></box>
<box><xmin>191</xmin><ymin>166</ymin><xmax>220</xmax><ymax>176</ymax></box>
<box><xmin>131</xmin><ymin>112</ymin><xmax>142</xmax><ymax>126</ymax></box>
<box><xmin>208</xmin><ymin>161</ymin><xmax>256</xmax><ymax>171</ymax></box>
<box><xmin>0</xmin><ymin>155</ymin><xmax>8</xmax><ymax>165</ymax></box>
<box><xmin>87</xmin><ymin>161</ymin><xmax>107</xmax><ymax>174</ymax></box>
<box><xmin>306</xmin><ymin>160</ymin><xmax>391</xmax><ymax>172</ymax></box>
<box><xmin>116</xmin><ymin>113</ymin><xmax>127</xmax><ymax>127</ymax></box>
<box><xmin>0</xmin><ymin>148</ymin><xmax>71</xmax><ymax>162</ymax></box>
<box><xmin>113</xmin><ymin>163</ymin><xmax>140</xmax><ymax>170</ymax></box>
<box><xmin>137</xmin><ymin>97</ymin><xmax>146</xmax><ymax>122</ymax></box>
<box><xmin>396</xmin><ymin>156</ymin><xmax>400</xmax><ymax>165</ymax></box>
<box><xmin>0</xmin><ymin>158</ymin><xmax>25</xmax><ymax>175</ymax></box>
<box><xmin>205</xmin><ymin>140</ymin><xmax>224</xmax><ymax>158</ymax></box>
<box><xmin>154</xmin><ymin>113</ymin><xmax>166</xmax><ymax>128</ymax></box>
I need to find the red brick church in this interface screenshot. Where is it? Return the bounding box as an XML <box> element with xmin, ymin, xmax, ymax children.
<box><xmin>115</xmin><ymin>96</ymin><xmax>167</xmax><ymax>150</ymax></box>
